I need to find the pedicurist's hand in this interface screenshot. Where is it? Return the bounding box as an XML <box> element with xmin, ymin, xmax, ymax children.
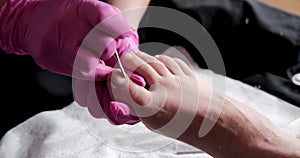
<box><xmin>0</xmin><ymin>0</ymin><xmax>145</xmax><ymax>124</ymax></box>
<box><xmin>0</xmin><ymin>0</ymin><xmax>138</xmax><ymax>78</ymax></box>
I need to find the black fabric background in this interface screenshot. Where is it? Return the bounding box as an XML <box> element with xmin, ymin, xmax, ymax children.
<box><xmin>0</xmin><ymin>53</ymin><xmax>74</xmax><ymax>137</ymax></box>
<box><xmin>139</xmin><ymin>0</ymin><xmax>300</xmax><ymax>105</ymax></box>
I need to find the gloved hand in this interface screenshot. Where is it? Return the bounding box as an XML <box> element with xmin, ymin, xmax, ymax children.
<box><xmin>0</xmin><ymin>0</ymin><xmax>145</xmax><ymax>124</ymax></box>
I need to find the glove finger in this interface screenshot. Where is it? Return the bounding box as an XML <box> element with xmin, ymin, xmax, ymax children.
<box><xmin>116</xmin><ymin>30</ymin><xmax>139</xmax><ymax>57</ymax></box>
<box><xmin>130</xmin><ymin>73</ymin><xmax>146</xmax><ymax>87</ymax></box>
<box><xmin>83</xmin><ymin>1</ymin><xmax>121</xmax><ymax>29</ymax></box>
<box><xmin>97</xmin><ymin>82</ymin><xmax>134</xmax><ymax>125</ymax></box>
<box><xmin>84</xmin><ymin>1</ymin><xmax>139</xmax><ymax>54</ymax></box>
<box><xmin>73</xmin><ymin>79</ymin><xmax>107</xmax><ymax>119</ymax></box>
<box><xmin>73</xmin><ymin>47</ymin><xmax>113</xmax><ymax>80</ymax></box>
<box><xmin>80</xmin><ymin>79</ymin><xmax>140</xmax><ymax>125</ymax></box>
<box><xmin>83</xmin><ymin>0</ymin><xmax>134</xmax><ymax>44</ymax></box>
<box><xmin>81</xmin><ymin>29</ymin><xmax>116</xmax><ymax>61</ymax></box>
<box><xmin>81</xmin><ymin>22</ymin><xmax>139</xmax><ymax>68</ymax></box>
<box><xmin>110</xmin><ymin>101</ymin><xmax>140</xmax><ymax>125</ymax></box>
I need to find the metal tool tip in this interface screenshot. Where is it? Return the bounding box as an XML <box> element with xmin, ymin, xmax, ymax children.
<box><xmin>114</xmin><ymin>51</ymin><xmax>127</xmax><ymax>78</ymax></box>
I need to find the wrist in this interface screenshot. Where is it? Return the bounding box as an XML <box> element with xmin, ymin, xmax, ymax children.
<box><xmin>106</xmin><ymin>0</ymin><xmax>150</xmax><ymax>29</ymax></box>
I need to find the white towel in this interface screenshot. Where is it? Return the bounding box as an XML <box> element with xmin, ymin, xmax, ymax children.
<box><xmin>1</xmin><ymin>47</ymin><xmax>299</xmax><ymax>158</ymax></box>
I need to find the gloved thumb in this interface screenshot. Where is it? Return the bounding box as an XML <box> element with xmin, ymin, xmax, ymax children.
<box><xmin>108</xmin><ymin>70</ymin><xmax>151</xmax><ymax>108</ymax></box>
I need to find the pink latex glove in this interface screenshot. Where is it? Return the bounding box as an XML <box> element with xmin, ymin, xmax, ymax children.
<box><xmin>0</xmin><ymin>0</ymin><xmax>145</xmax><ymax>124</ymax></box>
